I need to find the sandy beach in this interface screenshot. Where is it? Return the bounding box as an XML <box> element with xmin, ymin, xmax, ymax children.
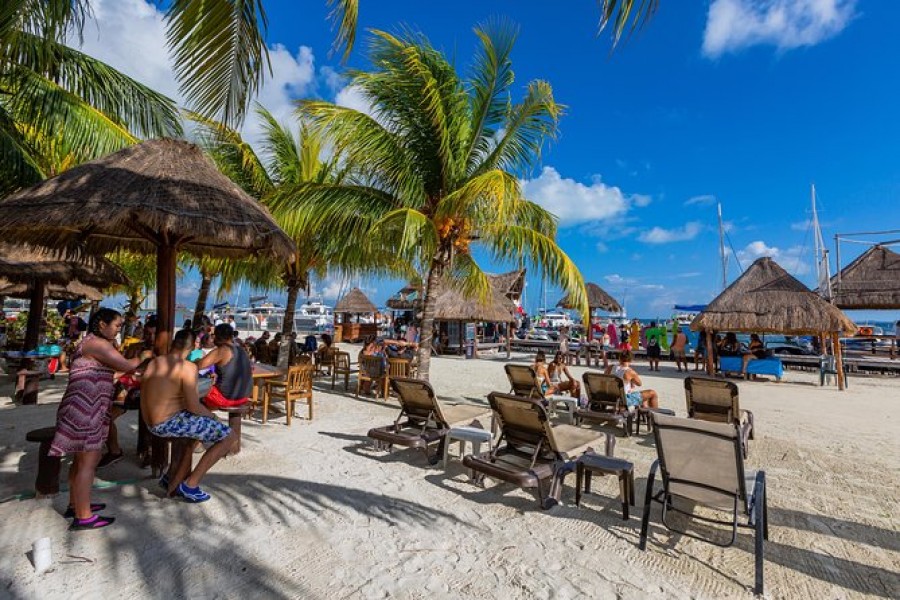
<box><xmin>0</xmin><ymin>349</ymin><xmax>897</xmax><ymax>599</ymax></box>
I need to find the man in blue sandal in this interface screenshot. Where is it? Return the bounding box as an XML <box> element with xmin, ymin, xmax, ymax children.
<box><xmin>141</xmin><ymin>329</ymin><xmax>237</xmax><ymax>502</ymax></box>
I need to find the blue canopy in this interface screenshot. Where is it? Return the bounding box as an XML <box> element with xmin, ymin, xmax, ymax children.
<box><xmin>674</xmin><ymin>304</ymin><xmax>707</xmax><ymax>312</ymax></box>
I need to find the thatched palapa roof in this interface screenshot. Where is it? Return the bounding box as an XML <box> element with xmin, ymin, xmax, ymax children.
<box><xmin>558</xmin><ymin>282</ymin><xmax>621</xmax><ymax>312</ymax></box>
<box><xmin>0</xmin><ymin>279</ymin><xmax>105</xmax><ymax>301</ymax></box>
<box><xmin>487</xmin><ymin>269</ymin><xmax>526</xmax><ymax>301</ymax></box>
<box><xmin>386</xmin><ymin>282</ymin><xmax>424</xmax><ymax>310</ymax></box>
<box><xmin>335</xmin><ymin>287</ymin><xmax>377</xmax><ymax>314</ymax></box>
<box><xmin>0</xmin><ymin>244</ymin><xmax>128</xmax><ymax>289</ymax></box>
<box><xmin>829</xmin><ymin>245</ymin><xmax>900</xmax><ymax>309</ymax></box>
<box><xmin>691</xmin><ymin>257</ymin><xmax>856</xmax><ymax>335</ymax></box>
<box><xmin>0</xmin><ymin>138</ymin><xmax>295</xmax><ymax>259</ymax></box>
<box><xmin>433</xmin><ymin>284</ymin><xmax>516</xmax><ymax>323</ymax></box>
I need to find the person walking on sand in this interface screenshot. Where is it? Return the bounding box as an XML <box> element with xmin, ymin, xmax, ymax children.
<box><xmin>142</xmin><ymin>329</ymin><xmax>237</xmax><ymax>502</ymax></box>
<box><xmin>50</xmin><ymin>308</ymin><xmax>144</xmax><ymax>530</ymax></box>
<box><xmin>671</xmin><ymin>328</ymin><xmax>689</xmax><ymax>372</ymax></box>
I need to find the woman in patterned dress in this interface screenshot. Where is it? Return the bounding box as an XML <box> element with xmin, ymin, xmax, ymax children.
<box><xmin>50</xmin><ymin>308</ymin><xmax>143</xmax><ymax>530</ymax></box>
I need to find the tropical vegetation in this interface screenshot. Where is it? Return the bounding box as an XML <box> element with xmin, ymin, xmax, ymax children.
<box><xmin>271</xmin><ymin>23</ymin><xmax>588</xmax><ymax>379</ymax></box>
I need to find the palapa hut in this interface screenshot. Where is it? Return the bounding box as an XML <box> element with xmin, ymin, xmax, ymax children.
<box><xmin>829</xmin><ymin>245</ymin><xmax>900</xmax><ymax>309</ymax></box>
<box><xmin>334</xmin><ymin>287</ymin><xmax>378</xmax><ymax>342</ymax></box>
<box><xmin>433</xmin><ymin>274</ymin><xmax>519</xmax><ymax>358</ymax></box>
<box><xmin>0</xmin><ymin>244</ymin><xmax>128</xmax><ymax>351</ymax></box>
<box><xmin>558</xmin><ymin>282</ymin><xmax>622</xmax><ymax>340</ymax></box>
<box><xmin>386</xmin><ymin>281</ymin><xmax>424</xmax><ymax>326</ymax></box>
<box><xmin>691</xmin><ymin>257</ymin><xmax>857</xmax><ymax>389</ymax></box>
<box><xmin>0</xmin><ymin>139</ymin><xmax>295</xmax><ymax>353</ymax></box>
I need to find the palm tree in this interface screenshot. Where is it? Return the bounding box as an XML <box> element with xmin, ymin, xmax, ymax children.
<box><xmin>0</xmin><ymin>1</ymin><xmax>182</xmax><ymax>194</ymax></box>
<box><xmin>273</xmin><ymin>23</ymin><xmax>588</xmax><ymax>380</ymax></box>
<box><xmin>107</xmin><ymin>252</ymin><xmax>158</xmax><ymax>315</ymax></box>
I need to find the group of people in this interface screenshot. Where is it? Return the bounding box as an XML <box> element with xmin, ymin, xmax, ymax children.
<box><xmin>357</xmin><ymin>334</ymin><xmax>419</xmax><ymax>395</ymax></box>
<box><xmin>48</xmin><ymin>308</ymin><xmax>254</xmax><ymax>530</ymax></box>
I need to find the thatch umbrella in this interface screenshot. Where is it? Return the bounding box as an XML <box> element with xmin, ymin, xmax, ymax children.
<box><xmin>691</xmin><ymin>257</ymin><xmax>856</xmax><ymax>388</ymax></box>
<box><xmin>0</xmin><ymin>139</ymin><xmax>295</xmax><ymax>353</ymax></box>
<box><xmin>335</xmin><ymin>287</ymin><xmax>378</xmax><ymax>315</ymax></box>
<box><xmin>0</xmin><ymin>244</ymin><xmax>128</xmax><ymax>350</ymax></box>
<box><xmin>829</xmin><ymin>245</ymin><xmax>900</xmax><ymax>309</ymax></box>
<box><xmin>558</xmin><ymin>282</ymin><xmax>622</xmax><ymax>341</ymax></box>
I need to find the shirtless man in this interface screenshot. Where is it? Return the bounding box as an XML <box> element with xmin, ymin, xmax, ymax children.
<box><xmin>671</xmin><ymin>328</ymin><xmax>689</xmax><ymax>373</ymax></box>
<box><xmin>606</xmin><ymin>350</ymin><xmax>659</xmax><ymax>409</ymax></box>
<box><xmin>141</xmin><ymin>329</ymin><xmax>236</xmax><ymax>502</ymax></box>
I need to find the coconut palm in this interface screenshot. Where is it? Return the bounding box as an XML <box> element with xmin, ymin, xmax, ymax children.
<box><xmin>107</xmin><ymin>252</ymin><xmax>158</xmax><ymax>316</ymax></box>
<box><xmin>189</xmin><ymin>104</ymin><xmax>402</xmax><ymax>338</ymax></box>
<box><xmin>271</xmin><ymin>23</ymin><xmax>588</xmax><ymax>380</ymax></box>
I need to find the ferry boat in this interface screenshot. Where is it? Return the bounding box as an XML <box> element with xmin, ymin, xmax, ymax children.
<box><xmin>231</xmin><ymin>300</ymin><xmax>334</xmax><ymax>336</ymax></box>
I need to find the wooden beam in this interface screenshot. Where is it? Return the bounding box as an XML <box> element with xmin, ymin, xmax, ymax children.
<box><xmin>832</xmin><ymin>332</ymin><xmax>845</xmax><ymax>391</ymax></box>
<box><xmin>23</xmin><ymin>281</ymin><xmax>46</xmax><ymax>351</ymax></box>
<box><xmin>705</xmin><ymin>330</ymin><xmax>715</xmax><ymax>376</ymax></box>
<box><xmin>155</xmin><ymin>242</ymin><xmax>177</xmax><ymax>355</ymax></box>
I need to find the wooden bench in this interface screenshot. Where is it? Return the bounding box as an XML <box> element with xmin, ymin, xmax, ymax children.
<box><xmin>25</xmin><ymin>427</ymin><xmax>61</xmax><ymax>495</ymax></box>
<box><xmin>16</xmin><ymin>370</ymin><xmax>42</xmax><ymax>405</ymax></box>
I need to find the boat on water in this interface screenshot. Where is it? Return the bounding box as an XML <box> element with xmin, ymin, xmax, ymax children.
<box><xmin>536</xmin><ymin>308</ymin><xmax>574</xmax><ymax>329</ymax></box>
<box><xmin>231</xmin><ymin>300</ymin><xmax>334</xmax><ymax>336</ymax></box>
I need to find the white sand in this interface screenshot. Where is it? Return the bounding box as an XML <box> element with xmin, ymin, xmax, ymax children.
<box><xmin>0</xmin><ymin>349</ymin><xmax>898</xmax><ymax>599</ymax></box>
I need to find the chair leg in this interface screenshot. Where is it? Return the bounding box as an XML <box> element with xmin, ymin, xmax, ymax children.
<box><xmin>286</xmin><ymin>397</ymin><xmax>292</xmax><ymax>426</ymax></box>
<box><xmin>308</xmin><ymin>395</ymin><xmax>314</xmax><ymax>421</ymax></box>
<box><xmin>262</xmin><ymin>389</ymin><xmax>269</xmax><ymax>424</ymax></box>
<box><xmin>639</xmin><ymin>461</ymin><xmax>659</xmax><ymax>550</ymax></box>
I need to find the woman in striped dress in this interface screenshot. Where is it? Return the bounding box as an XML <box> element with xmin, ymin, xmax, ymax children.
<box><xmin>50</xmin><ymin>308</ymin><xmax>143</xmax><ymax>530</ymax></box>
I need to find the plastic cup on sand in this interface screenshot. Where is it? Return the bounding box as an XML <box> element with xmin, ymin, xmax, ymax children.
<box><xmin>33</xmin><ymin>537</ymin><xmax>52</xmax><ymax>574</ymax></box>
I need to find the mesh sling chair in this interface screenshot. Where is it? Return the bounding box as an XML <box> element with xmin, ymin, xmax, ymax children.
<box><xmin>639</xmin><ymin>413</ymin><xmax>769</xmax><ymax>596</ymax></box>
<box><xmin>463</xmin><ymin>392</ymin><xmax>613</xmax><ymax>510</ymax></box>
<box><xmin>684</xmin><ymin>376</ymin><xmax>755</xmax><ymax>458</ymax></box>
<box><xmin>576</xmin><ymin>372</ymin><xmax>634</xmax><ymax>437</ymax></box>
<box><xmin>504</xmin><ymin>363</ymin><xmax>578</xmax><ymax>422</ymax></box>
<box><xmin>367</xmin><ymin>377</ymin><xmax>490</xmax><ymax>465</ymax></box>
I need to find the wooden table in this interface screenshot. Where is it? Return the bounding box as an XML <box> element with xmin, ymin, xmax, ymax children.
<box><xmin>251</xmin><ymin>364</ymin><xmax>284</xmax><ymax>416</ymax></box>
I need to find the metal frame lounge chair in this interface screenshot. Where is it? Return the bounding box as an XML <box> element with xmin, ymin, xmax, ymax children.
<box><xmin>367</xmin><ymin>378</ymin><xmax>491</xmax><ymax>465</ymax></box>
<box><xmin>639</xmin><ymin>413</ymin><xmax>768</xmax><ymax>596</ymax></box>
<box><xmin>576</xmin><ymin>372</ymin><xmax>634</xmax><ymax>437</ymax></box>
<box><xmin>463</xmin><ymin>392</ymin><xmax>612</xmax><ymax>510</ymax></box>
<box><xmin>684</xmin><ymin>376</ymin><xmax>754</xmax><ymax>458</ymax></box>
<box><xmin>504</xmin><ymin>363</ymin><xmax>578</xmax><ymax>422</ymax></box>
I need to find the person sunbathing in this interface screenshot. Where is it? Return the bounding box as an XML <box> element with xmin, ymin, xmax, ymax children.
<box><xmin>141</xmin><ymin>329</ymin><xmax>237</xmax><ymax>502</ymax></box>
<box><xmin>607</xmin><ymin>350</ymin><xmax>659</xmax><ymax>409</ymax></box>
<box><xmin>548</xmin><ymin>351</ymin><xmax>581</xmax><ymax>397</ymax></box>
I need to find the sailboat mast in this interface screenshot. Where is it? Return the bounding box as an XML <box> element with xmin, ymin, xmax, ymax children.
<box><xmin>812</xmin><ymin>183</ymin><xmax>821</xmax><ymax>285</ymax></box>
<box><xmin>717</xmin><ymin>202</ymin><xmax>728</xmax><ymax>290</ymax></box>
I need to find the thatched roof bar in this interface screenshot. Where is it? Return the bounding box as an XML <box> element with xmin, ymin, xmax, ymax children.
<box><xmin>829</xmin><ymin>245</ymin><xmax>900</xmax><ymax>309</ymax></box>
<box><xmin>335</xmin><ymin>287</ymin><xmax>378</xmax><ymax>314</ymax></box>
<box><xmin>558</xmin><ymin>282</ymin><xmax>621</xmax><ymax>312</ymax></box>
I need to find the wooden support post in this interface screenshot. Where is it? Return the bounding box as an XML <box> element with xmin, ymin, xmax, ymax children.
<box><xmin>23</xmin><ymin>282</ymin><xmax>46</xmax><ymax>351</ymax></box>
<box><xmin>507</xmin><ymin>321</ymin><xmax>512</xmax><ymax>359</ymax></box>
<box><xmin>705</xmin><ymin>330</ymin><xmax>715</xmax><ymax>376</ymax></box>
<box><xmin>832</xmin><ymin>332</ymin><xmax>845</xmax><ymax>391</ymax></box>
<box><xmin>155</xmin><ymin>239</ymin><xmax>178</xmax><ymax>356</ymax></box>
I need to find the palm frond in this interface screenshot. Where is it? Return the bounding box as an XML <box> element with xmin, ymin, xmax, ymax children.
<box><xmin>326</xmin><ymin>0</ymin><xmax>358</xmax><ymax>62</ymax></box>
<box><xmin>166</xmin><ymin>0</ymin><xmax>271</xmax><ymax>127</ymax></box>
<box><xmin>597</xmin><ymin>0</ymin><xmax>661</xmax><ymax>47</ymax></box>
<box><xmin>436</xmin><ymin>168</ymin><xmax>522</xmax><ymax>226</ymax></box>
<box><xmin>256</xmin><ymin>105</ymin><xmax>303</xmax><ymax>185</ymax></box>
<box><xmin>372</xmin><ymin>207</ymin><xmax>438</xmax><ymax>268</ymax></box>
<box><xmin>464</xmin><ymin>18</ymin><xmax>517</xmax><ymax>172</ymax></box>
<box><xmin>476</xmin><ymin>80</ymin><xmax>562</xmax><ymax>177</ymax></box>
<box><xmin>448</xmin><ymin>252</ymin><xmax>494</xmax><ymax>305</ymax></box>
<box><xmin>0</xmin><ymin>104</ymin><xmax>44</xmax><ymax>195</ymax></box>
<box><xmin>485</xmin><ymin>223</ymin><xmax>588</xmax><ymax>320</ymax></box>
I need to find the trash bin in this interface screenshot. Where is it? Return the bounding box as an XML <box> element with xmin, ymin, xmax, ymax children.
<box><xmin>465</xmin><ymin>339</ymin><xmax>475</xmax><ymax>359</ymax></box>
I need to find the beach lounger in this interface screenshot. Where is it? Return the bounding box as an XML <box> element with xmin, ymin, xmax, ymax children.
<box><xmin>639</xmin><ymin>413</ymin><xmax>768</xmax><ymax>596</ymax></box>
<box><xmin>463</xmin><ymin>392</ymin><xmax>612</xmax><ymax>510</ymax></box>
<box><xmin>576</xmin><ymin>372</ymin><xmax>634</xmax><ymax>437</ymax></box>
<box><xmin>684</xmin><ymin>377</ymin><xmax>754</xmax><ymax>458</ymax></box>
<box><xmin>504</xmin><ymin>363</ymin><xmax>578</xmax><ymax>422</ymax></box>
<box><xmin>367</xmin><ymin>378</ymin><xmax>491</xmax><ymax>465</ymax></box>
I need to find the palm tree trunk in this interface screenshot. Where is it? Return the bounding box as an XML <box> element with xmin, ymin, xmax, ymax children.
<box><xmin>192</xmin><ymin>269</ymin><xmax>212</xmax><ymax>325</ymax></box>
<box><xmin>282</xmin><ymin>280</ymin><xmax>301</xmax><ymax>336</ymax></box>
<box><xmin>415</xmin><ymin>260</ymin><xmax>444</xmax><ymax>381</ymax></box>
<box><xmin>127</xmin><ymin>290</ymin><xmax>144</xmax><ymax>316</ymax></box>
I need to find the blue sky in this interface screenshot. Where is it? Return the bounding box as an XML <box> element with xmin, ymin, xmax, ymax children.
<box><xmin>84</xmin><ymin>1</ymin><xmax>899</xmax><ymax>323</ymax></box>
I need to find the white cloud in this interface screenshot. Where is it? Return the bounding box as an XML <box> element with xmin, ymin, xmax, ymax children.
<box><xmin>791</xmin><ymin>218</ymin><xmax>813</xmax><ymax>231</ymax></box>
<box><xmin>703</xmin><ymin>0</ymin><xmax>857</xmax><ymax>58</ymax></box>
<box><xmin>737</xmin><ymin>240</ymin><xmax>811</xmax><ymax>275</ymax></box>
<box><xmin>638</xmin><ymin>221</ymin><xmax>704</xmax><ymax>244</ymax></box>
<box><xmin>73</xmin><ymin>0</ymin><xmax>317</xmax><ymax>149</ymax></box>
<box><xmin>595</xmin><ymin>241</ymin><xmax>609</xmax><ymax>253</ymax></box>
<box><xmin>684</xmin><ymin>194</ymin><xmax>716</xmax><ymax>206</ymax></box>
<box><xmin>335</xmin><ymin>84</ymin><xmax>378</xmax><ymax>119</ymax></box>
<box><xmin>521</xmin><ymin>167</ymin><xmax>649</xmax><ymax>227</ymax></box>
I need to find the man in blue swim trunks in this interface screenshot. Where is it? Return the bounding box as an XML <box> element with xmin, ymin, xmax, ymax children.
<box><xmin>141</xmin><ymin>329</ymin><xmax>237</xmax><ymax>502</ymax></box>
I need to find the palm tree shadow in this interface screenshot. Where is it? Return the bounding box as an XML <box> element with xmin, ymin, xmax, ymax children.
<box><xmin>87</xmin><ymin>474</ymin><xmax>467</xmax><ymax>599</ymax></box>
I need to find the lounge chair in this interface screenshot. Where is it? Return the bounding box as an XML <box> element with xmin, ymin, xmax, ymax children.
<box><xmin>263</xmin><ymin>364</ymin><xmax>314</xmax><ymax>424</ymax></box>
<box><xmin>684</xmin><ymin>376</ymin><xmax>754</xmax><ymax>458</ymax></box>
<box><xmin>367</xmin><ymin>377</ymin><xmax>491</xmax><ymax>465</ymax></box>
<box><xmin>463</xmin><ymin>392</ymin><xmax>612</xmax><ymax>510</ymax></box>
<box><xmin>504</xmin><ymin>363</ymin><xmax>578</xmax><ymax>422</ymax></box>
<box><xmin>576</xmin><ymin>372</ymin><xmax>634</xmax><ymax>437</ymax></box>
<box><xmin>639</xmin><ymin>413</ymin><xmax>768</xmax><ymax>596</ymax></box>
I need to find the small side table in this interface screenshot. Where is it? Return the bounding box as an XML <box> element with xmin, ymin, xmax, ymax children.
<box><xmin>575</xmin><ymin>453</ymin><xmax>635</xmax><ymax>520</ymax></box>
<box><xmin>634</xmin><ymin>407</ymin><xmax>676</xmax><ymax>435</ymax></box>
<box><xmin>442</xmin><ymin>426</ymin><xmax>492</xmax><ymax>476</ymax></box>
<box><xmin>548</xmin><ymin>396</ymin><xmax>578</xmax><ymax>424</ymax></box>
